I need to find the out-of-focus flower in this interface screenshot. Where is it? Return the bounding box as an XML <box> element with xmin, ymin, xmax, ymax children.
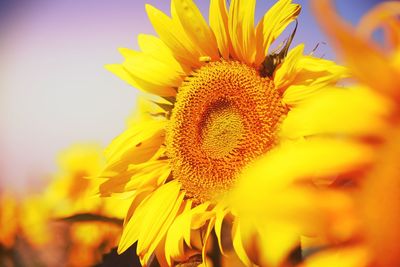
<box><xmin>0</xmin><ymin>191</ymin><xmax>19</xmax><ymax>249</ymax></box>
<box><xmin>294</xmin><ymin>1</ymin><xmax>400</xmax><ymax>267</ymax></box>
<box><xmin>45</xmin><ymin>144</ymin><xmax>104</xmax><ymax>217</ymax></box>
<box><xmin>44</xmin><ymin>144</ymin><xmax>130</xmax><ymax>267</ymax></box>
<box><xmin>68</xmin><ymin>222</ymin><xmax>122</xmax><ymax>267</ymax></box>
<box><xmin>102</xmin><ymin>0</ymin><xmax>349</xmax><ymax>265</ymax></box>
<box><xmin>0</xmin><ymin>191</ymin><xmax>53</xmax><ymax>267</ymax></box>
<box><xmin>19</xmin><ymin>195</ymin><xmax>51</xmax><ymax>246</ymax></box>
<box><xmin>230</xmin><ymin>138</ymin><xmax>370</xmax><ymax>266</ymax></box>
<box><xmin>0</xmin><ymin>192</ymin><xmax>51</xmax><ymax>248</ymax></box>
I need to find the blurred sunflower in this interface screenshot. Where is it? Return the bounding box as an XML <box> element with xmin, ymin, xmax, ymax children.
<box><xmin>0</xmin><ymin>191</ymin><xmax>53</xmax><ymax>267</ymax></box>
<box><xmin>230</xmin><ymin>138</ymin><xmax>372</xmax><ymax>266</ymax></box>
<box><xmin>0</xmin><ymin>192</ymin><xmax>51</xmax><ymax>249</ymax></box>
<box><xmin>300</xmin><ymin>1</ymin><xmax>400</xmax><ymax>267</ymax></box>
<box><xmin>19</xmin><ymin>195</ymin><xmax>52</xmax><ymax>247</ymax></box>
<box><xmin>102</xmin><ymin>0</ymin><xmax>348</xmax><ymax>265</ymax></box>
<box><xmin>0</xmin><ymin>192</ymin><xmax>19</xmax><ymax>249</ymax></box>
<box><xmin>45</xmin><ymin>144</ymin><xmax>130</xmax><ymax>267</ymax></box>
<box><xmin>45</xmin><ymin>144</ymin><xmax>104</xmax><ymax>217</ymax></box>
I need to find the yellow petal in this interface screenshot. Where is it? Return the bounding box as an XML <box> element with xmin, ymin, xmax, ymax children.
<box><xmin>362</xmin><ymin>5</ymin><xmax>400</xmax><ymax>70</ymax></box>
<box><xmin>209</xmin><ymin>0</ymin><xmax>230</xmax><ymax>59</ymax></box>
<box><xmin>99</xmin><ymin>160</ymin><xmax>169</xmax><ymax>195</ymax></box>
<box><xmin>125</xmin><ymin>96</ymin><xmax>169</xmax><ymax>127</ymax></box>
<box><xmin>231</xmin><ymin>142</ymin><xmax>367</xmax><ymax>241</ymax></box>
<box><xmin>233</xmin><ymin>138</ymin><xmax>374</xmax><ymax>202</ymax></box>
<box><xmin>137</xmin><ymin>34</ymin><xmax>173</xmax><ymax>60</ymax></box>
<box><xmin>214</xmin><ymin>203</ymin><xmax>230</xmax><ymax>256</ymax></box>
<box><xmin>201</xmin><ymin>217</ymin><xmax>216</xmax><ymax>266</ymax></box>
<box><xmin>98</xmin><ymin>172</ymin><xmax>132</xmax><ymax>196</ymax></box>
<box><xmin>232</xmin><ymin>185</ymin><xmax>358</xmax><ymax>265</ymax></box>
<box><xmin>281</xmin><ymin>87</ymin><xmax>393</xmax><ymax>139</ymax></box>
<box><xmin>123</xmin><ymin>53</ymin><xmax>182</xmax><ymax>87</ymax></box>
<box><xmin>257</xmin><ymin>222</ymin><xmax>300</xmax><ymax>267</ymax></box>
<box><xmin>104</xmin><ymin>121</ymin><xmax>166</xmax><ymax>170</ymax></box>
<box><xmin>231</xmin><ymin>219</ymin><xmax>252</xmax><ymax>266</ymax></box>
<box><xmin>360</xmin><ymin>131</ymin><xmax>400</xmax><ymax>267</ymax></box>
<box><xmin>140</xmin><ymin>191</ymin><xmax>185</xmax><ymax>265</ymax></box>
<box><xmin>165</xmin><ymin>200</ymin><xmax>211</xmax><ymax>264</ymax></box>
<box><xmin>138</xmin><ymin>34</ymin><xmax>189</xmax><ymax>73</ymax></box>
<box><xmin>118</xmin><ymin>181</ymin><xmax>181</xmax><ymax>256</ymax></box>
<box><xmin>118</xmin><ymin>47</ymin><xmax>139</xmax><ymax>58</ymax></box>
<box><xmin>228</xmin><ymin>0</ymin><xmax>256</xmax><ymax>64</ymax></box>
<box><xmin>302</xmin><ymin>246</ymin><xmax>370</xmax><ymax>267</ymax></box>
<box><xmin>172</xmin><ymin>0</ymin><xmax>219</xmax><ymax>60</ymax></box>
<box><xmin>165</xmin><ymin>199</ymin><xmax>192</xmax><ymax>265</ymax></box>
<box><xmin>123</xmin><ymin>189</ymin><xmax>152</xmax><ymax>226</ymax></box>
<box><xmin>357</xmin><ymin>1</ymin><xmax>400</xmax><ymax>50</ymax></box>
<box><xmin>155</xmin><ymin>239</ymin><xmax>171</xmax><ymax>267</ymax></box>
<box><xmin>182</xmin><ymin>201</ymin><xmax>195</xmax><ymax>247</ymax></box>
<box><xmin>146</xmin><ymin>4</ymin><xmax>202</xmax><ymax>68</ymax></box>
<box><xmin>311</xmin><ymin>0</ymin><xmax>400</xmax><ymax>100</ymax></box>
<box><xmin>273</xmin><ymin>44</ymin><xmax>305</xmax><ymax>89</ymax></box>
<box><xmin>255</xmin><ymin>0</ymin><xmax>301</xmax><ymax>65</ymax></box>
<box><xmin>106</xmin><ymin>63</ymin><xmax>177</xmax><ymax>97</ymax></box>
<box><xmin>108</xmin><ymin>46</ymin><xmax>182</xmax><ymax>96</ymax></box>
<box><xmin>186</xmin><ymin>202</ymin><xmax>211</xmax><ymax>245</ymax></box>
<box><xmin>118</xmin><ymin>193</ymin><xmax>152</xmax><ymax>253</ymax></box>
<box><xmin>105</xmin><ymin>64</ymin><xmax>140</xmax><ymax>89</ymax></box>
<box><xmin>275</xmin><ymin>45</ymin><xmax>348</xmax><ymax>106</ymax></box>
<box><xmin>137</xmin><ymin>181</ymin><xmax>182</xmax><ymax>253</ymax></box>
<box><xmin>124</xmin><ymin>161</ymin><xmax>171</xmax><ymax>191</ymax></box>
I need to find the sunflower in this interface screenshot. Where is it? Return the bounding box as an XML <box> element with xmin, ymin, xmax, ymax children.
<box><xmin>230</xmin><ymin>137</ymin><xmax>373</xmax><ymax>266</ymax></box>
<box><xmin>102</xmin><ymin>0</ymin><xmax>347</xmax><ymax>265</ymax></box>
<box><xmin>0</xmin><ymin>191</ymin><xmax>52</xmax><ymax>248</ymax></box>
<box><xmin>45</xmin><ymin>143</ymin><xmax>104</xmax><ymax>217</ymax></box>
<box><xmin>44</xmin><ymin>144</ymin><xmax>130</xmax><ymax>267</ymax></box>
<box><xmin>303</xmin><ymin>1</ymin><xmax>400</xmax><ymax>267</ymax></box>
<box><xmin>0</xmin><ymin>191</ymin><xmax>19</xmax><ymax>249</ymax></box>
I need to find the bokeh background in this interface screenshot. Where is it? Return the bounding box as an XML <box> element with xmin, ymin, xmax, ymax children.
<box><xmin>0</xmin><ymin>0</ymin><xmax>385</xmax><ymax>192</ymax></box>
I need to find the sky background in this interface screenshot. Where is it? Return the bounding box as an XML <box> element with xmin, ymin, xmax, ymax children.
<box><xmin>0</xmin><ymin>0</ymin><xmax>386</xmax><ymax>191</ymax></box>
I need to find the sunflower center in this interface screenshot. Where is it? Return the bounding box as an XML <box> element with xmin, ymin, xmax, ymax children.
<box><xmin>200</xmin><ymin>100</ymin><xmax>244</xmax><ymax>158</ymax></box>
<box><xmin>166</xmin><ymin>61</ymin><xmax>288</xmax><ymax>203</ymax></box>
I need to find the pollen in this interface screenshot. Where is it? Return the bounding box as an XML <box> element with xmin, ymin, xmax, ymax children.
<box><xmin>166</xmin><ymin>61</ymin><xmax>288</xmax><ymax>203</ymax></box>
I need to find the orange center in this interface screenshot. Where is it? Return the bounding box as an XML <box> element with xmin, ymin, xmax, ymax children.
<box><xmin>166</xmin><ymin>61</ymin><xmax>288</xmax><ymax>203</ymax></box>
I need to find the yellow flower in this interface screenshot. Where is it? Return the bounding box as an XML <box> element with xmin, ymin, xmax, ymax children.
<box><xmin>0</xmin><ymin>192</ymin><xmax>19</xmax><ymax>248</ymax></box>
<box><xmin>102</xmin><ymin>0</ymin><xmax>348</xmax><ymax>265</ymax></box>
<box><xmin>230</xmin><ymin>137</ymin><xmax>375</xmax><ymax>266</ymax></box>
<box><xmin>45</xmin><ymin>143</ymin><xmax>106</xmax><ymax>217</ymax></box>
<box><xmin>68</xmin><ymin>222</ymin><xmax>122</xmax><ymax>267</ymax></box>
<box><xmin>19</xmin><ymin>195</ymin><xmax>51</xmax><ymax>246</ymax></box>
<box><xmin>292</xmin><ymin>1</ymin><xmax>400</xmax><ymax>267</ymax></box>
<box><xmin>0</xmin><ymin>192</ymin><xmax>51</xmax><ymax>249</ymax></box>
<box><xmin>45</xmin><ymin>144</ymin><xmax>130</xmax><ymax>266</ymax></box>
